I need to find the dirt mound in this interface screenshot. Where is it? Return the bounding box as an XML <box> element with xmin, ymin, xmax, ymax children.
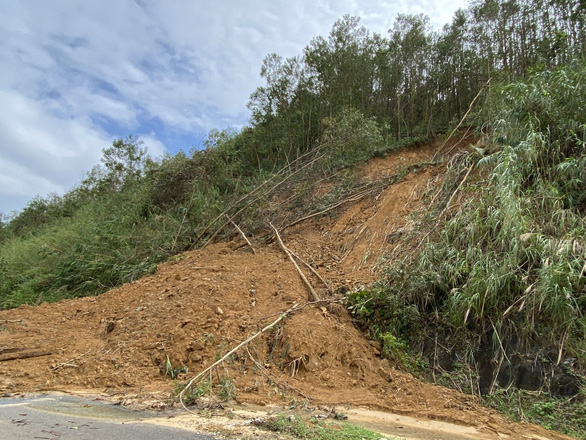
<box><xmin>0</xmin><ymin>137</ymin><xmax>570</xmax><ymax>439</ymax></box>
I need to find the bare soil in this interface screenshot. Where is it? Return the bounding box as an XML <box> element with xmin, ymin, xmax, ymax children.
<box><xmin>0</xmin><ymin>137</ymin><xmax>571</xmax><ymax>439</ymax></box>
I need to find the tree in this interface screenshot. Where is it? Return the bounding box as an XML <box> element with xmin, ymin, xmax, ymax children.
<box><xmin>390</xmin><ymin>14</ymin><xmax>432</xmax><ymax>138</ymax></box>
<box><xmin>100</xmin><ymin>134</ymin><xmax>149</xmax><ymax>189</ymax></box>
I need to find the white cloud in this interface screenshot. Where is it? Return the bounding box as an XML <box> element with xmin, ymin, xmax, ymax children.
<box><xmin>140</xmin><ymin>133</ymin><xmax>166</xmax><ymax>161</ymax></box>
<box><xmin>0</xmin><ymin>0</ymin><xmax>466</xmax><ymax>215</ymax></box>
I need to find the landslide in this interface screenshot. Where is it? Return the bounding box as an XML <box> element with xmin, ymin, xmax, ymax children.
<box><xmin>0</xmin><ymin>136</ymin><xmax>570</xmax><ymax>440</ymax></box>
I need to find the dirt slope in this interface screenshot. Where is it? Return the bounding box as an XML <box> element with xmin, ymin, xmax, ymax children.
<box><xmin>0</xmin><ymin>138</ymin><xmax>571</xmax><ymax>440</ymax></box>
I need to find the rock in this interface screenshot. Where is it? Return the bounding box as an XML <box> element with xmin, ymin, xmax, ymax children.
<box><xmin>190</xmin><ymin>341</ymin><xmax>205</xmax><ymax>351</ymax></box>
<box><xmin>104</xmin><ymin>320</ymin><xmax>116</xmax><ymax>334</ymax></box>
<box><xmin>550</xmin><ymin>372</ymin><xmax>581</xmax><ymax>396</ymax></box>
<box><xmin>377</xmin><ymin>367</ymin><xmax>393</xmax><ymax>382</ymax></box>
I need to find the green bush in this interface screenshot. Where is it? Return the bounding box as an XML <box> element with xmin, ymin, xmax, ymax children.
<box><xmin>350</xmin><ymin>61</ymin><xmax>586</xmax><ymax>376</ymax></box>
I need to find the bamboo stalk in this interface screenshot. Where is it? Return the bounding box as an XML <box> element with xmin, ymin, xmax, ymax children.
<box><xmin>271</xmin><ymin>223</ymin><xmax>319</xmax><ymax>302</ymax></box>
<box><xmin>414</xmin><ymin>164</ymin><xmax>474</xmax><ymax>252</ymax></box>
<box><xmin>432</xmin><ymin>77</ymin><xmax>492</xmax><ymax>162</ymax></box>
<box><xmin>225</xmin><ymin>214</ymin><xmax>255</xmax><ymax>254</ymax></box>
<box><xmin>0</xmin><ymin>350</ymin><xmax>52</xmax><ymax>362</ymax></box>
<box><xmin>179</xmin><ymin>302</ymin><xmax>299</xmax><ymax>409</ymax></box>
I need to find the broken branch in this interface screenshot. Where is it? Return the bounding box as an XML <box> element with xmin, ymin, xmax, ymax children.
<box><xmin>226</xmin><ymin>214</ymin><xmax>255</xmax><ymax>254</ymax></box>
<box><xmin>0</xmin><ymin>350</ymin><xmax>52</xmax><ymax>362</ymax></box>
<box><xmin>245</xmin><ymin>344</ymin><xmax>311</xmax><ymax>400</ymax></box>
<box><xmin>51</xmin><ymin>350</ymin><xmax>92</xmax><ymax>371</ymax></box>
<box><xmin>270</xmin><ymin>223</ymin><xmax>320</xmax><ymax>302</ymax></box>
<box><xmin>287</xmin><ymin>248</ymin><xmax>330</xmax><ymax>292</ymax></box>
<box><xmin>179</xmin><ymin>302</ymin><xmax>299</xmax><ymax>410</ymax></box>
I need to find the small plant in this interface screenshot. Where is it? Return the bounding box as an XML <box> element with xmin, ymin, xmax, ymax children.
<box><xmin>289</xmin><ymin>397</ymin><xmax>311</xmax><ymax>410</ymax></box>
<box><xmin>165</xmin><ymin>355</ymin><xmax>188</xmax><ymax>380</ymax></box>
<box><xmin>217</xmin><ymin>375</ymin><xmax>237</xmax><ymax>401</ymax></box>
<box><xmin>258</xmin><ymin>414</ymin><xmax>386</xmax><ymax>440</ymax></box>
<box><xmin>202</xmin><ymin>333</ymin><xmax>215</xmax><ymax>346</ymax></box>
<box><xmin>174</xmin><ymin>378</ymin><xmax>212</xmax><ymax>406</ymax></box>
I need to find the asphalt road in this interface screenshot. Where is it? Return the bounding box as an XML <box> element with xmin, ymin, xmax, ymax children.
<box><xmin>0</xmin><ymin>394</ymin><xmax>220</xmax><ymax>439</ymax></box>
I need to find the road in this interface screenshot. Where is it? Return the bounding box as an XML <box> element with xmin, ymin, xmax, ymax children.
<box><xmin>0</xmin><ymin>394</ymin><xmax>220</xmax><ymax>439</ymax></box>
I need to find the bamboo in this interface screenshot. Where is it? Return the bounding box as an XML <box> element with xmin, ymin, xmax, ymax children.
<box><xmin>179</xmin><ymin>302</ymin><xmax>299</xmax><ymax>409</ymax></box>
<box><xmin>225</xmin><ymin>214</ymin><xmax>255</xmax><ymax>254</ymax></box>
<box><xmin>271</xmin><ymin>224</ymin><xmax>320</xmax><ymax>302</ymax></box>
<box><xmin>0</xmin><ymin>350</ymin><xmax>52</xmax><ymax>362</ymax></box>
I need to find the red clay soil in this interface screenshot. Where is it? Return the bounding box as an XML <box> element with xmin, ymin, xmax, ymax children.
<box><xmin>0</xmin><ymin>137</ymin><xmax>571</xmax><ymax>440</ymax></box>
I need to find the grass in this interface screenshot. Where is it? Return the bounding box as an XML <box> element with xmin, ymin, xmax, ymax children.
<box><xmin>484</xmin><ymin>389</ymin><xmax>586</xmax><ymax>439</ymax></box>
<box><xmin>258</xmin><ymin>414</ymin><xmax>391</xmax><ymax>440</ymax></box>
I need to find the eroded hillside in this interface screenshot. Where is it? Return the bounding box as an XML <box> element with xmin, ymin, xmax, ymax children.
<box><xmin>0</xmin><ymin>138</ymin><xmax>571</xmax><ymax>439</ymax></box>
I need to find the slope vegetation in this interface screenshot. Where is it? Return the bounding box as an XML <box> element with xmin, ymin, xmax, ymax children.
<box><xmin>0</xmin><ymin>136</ymin><xmax>571</xmax><ymax>439</ymax></box>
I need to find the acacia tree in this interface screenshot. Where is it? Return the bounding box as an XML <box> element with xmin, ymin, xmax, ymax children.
<box><xmin>100</xmin><ymin>134</ymin><xmax>149</xmax><ymax>189</ymax></box>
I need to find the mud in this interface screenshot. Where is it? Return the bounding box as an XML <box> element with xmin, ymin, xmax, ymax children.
<box><xmin>0</xmin><ymin>136</ymin><xmax>571</xmax><ymax>439</ymax></box>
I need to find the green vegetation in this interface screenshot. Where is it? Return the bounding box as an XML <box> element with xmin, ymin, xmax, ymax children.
<box><xmin>485</xmin><ymin>389</ymin><xmax>586</xmax><ymax>438</ymax></box>
<box><xmin>0</xmin><ymin>1</ymin><xmax>585</xmax><ymax>435</ymax></box>
<box><xmin>348</xmin><ymin>60</ymin><xmax>586</xmax><ymax>434</ymax></box>
<box><xmin>217</xmin><ymin>375</ymin><xmax>237</xmax><ymax>401</ymax></box>
<box><xmin>349</xmin><ymin>60</ymin><xmax>586</xmax><ymax>365</ymax></box>
<box><xmin>165</xmin><ymin>356</ymin><xmax>188</xmax><ymax>380</ymax></box>
<box><xmin>259</xmin><ymin>414</ymin><xmax>387</xmax><ymax>440</ymax></box>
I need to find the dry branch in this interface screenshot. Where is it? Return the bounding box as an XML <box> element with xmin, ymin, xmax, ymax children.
<box><xmin>432</xmin><ymin>77</ymin><xmax>492</xmax><ymax>162</ymax></box>
<box><xmin>201</xmin><ymin>152</ymin><xmax>327</xmax><ymax>249</ymax></box>
<box><xmin>414</xmin><ymin>164</ymin><xmax>474</xmax><ymax>252</ymax></box>
<box><xmin>51</xmin><ymin>350</ymin><xmax>91</xmax><ymax>371</ymax></box>
<box><xmin>245</xmin><ymin>345</ymin><xmax>311</xmax><ymax>400</ymax></box>
<box><xmin>287</xmin><ymin>248</ymin><xmax>330</xmax><ymax>292</ymax></box>
<box><xmin>190</xmin><ymin>148</ymin><xmax>327</xmax><ymax>251</ymax></box>
<box><xmin>284</xmin><ymin>191</ymin><xmax>370</xmax><ymax>230</ymax></box>
<box><xmin>283</xmin><ymin>163</ymin><xmax>431</xmax><ymax>231</ymax></box>
<box><xmin>0</xmin><ymin>350</ymin><xmax>52</xmax><ymax>362</ymax></box>
<box><xmin>271</xmin><ymin>224</ymin><xmax>320</xmax><ymax>302</ymax></box>
<box><xmin>188</xmin><ymin>153</ymin><xmax>311</xmax><ymax>251</ymax></box>
<box><xmin>179</xmin><ymin>302</ymin><xmax>299</xmax><ymax>410</ymax></box>
<box><xmin>225</xmin><ymin>214</ymin><xmax>255</xmax><ymax>254</ymax></box>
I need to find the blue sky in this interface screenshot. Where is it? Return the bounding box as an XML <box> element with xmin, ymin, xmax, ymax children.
<box><xmin>0</xmin><ymin>0</ymin><xmax>466</xmax><ymax>216</ymax></box>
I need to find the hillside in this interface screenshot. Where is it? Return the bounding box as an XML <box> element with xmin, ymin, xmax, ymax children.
<box><xmin>0</xmin><ymin>137</ymin><xmax>573</xmax><ymax>439</ymax></box>
<box><xmin>0</xmin><ymin>2</ymin><xmax>584</xmax><ymax>437</ymax></box>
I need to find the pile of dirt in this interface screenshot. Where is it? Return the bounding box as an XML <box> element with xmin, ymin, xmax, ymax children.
<box><xmin>0</xmin><ymin>137</ymin><xmax>571</xmax><ymax>439</ymax></box>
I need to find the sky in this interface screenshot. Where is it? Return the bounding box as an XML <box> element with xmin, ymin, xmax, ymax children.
<box><xmin>0</xmin><ymin>0</ymin><xmax>466</xmax><ymax>217</ymax></box>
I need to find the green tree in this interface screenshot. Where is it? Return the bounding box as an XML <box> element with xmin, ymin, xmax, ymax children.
<box><xmin>101</xmin><ymin>134</ymin><xmax>149</xmax><ymax>189</ymax></box>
